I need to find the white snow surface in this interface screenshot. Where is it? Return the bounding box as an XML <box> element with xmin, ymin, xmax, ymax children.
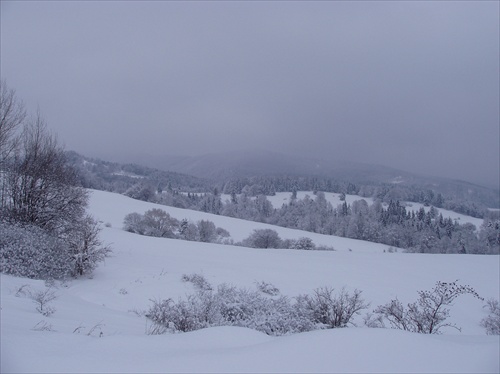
<box><xmin>1</xmin><ymin>189</ymin><xmax>499</xmax><ymax>373</ymax></box>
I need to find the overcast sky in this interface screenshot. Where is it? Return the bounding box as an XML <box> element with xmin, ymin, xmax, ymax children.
<box><xmin>1</xmin><ymin>1</ymin><xmax>498</xmax><ymax>187</ymax></box>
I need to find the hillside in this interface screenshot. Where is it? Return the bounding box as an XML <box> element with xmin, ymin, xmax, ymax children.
<box><xmin>1</xmin><ymin>190</ymin><xmax>498</xmax><ymax>373</ymax></box>
<box><xmin>95</xmin><ymin>149</ymin><xmax>500</xmax><ymax>211</ymax></box>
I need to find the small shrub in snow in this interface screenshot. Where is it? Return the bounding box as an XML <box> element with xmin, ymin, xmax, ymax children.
<box><xmin>145</xmin><ymin>320</ymin><xmax>169</xmax><ymax>335</ymax></box>
<box><xmin>32</xmin><ymin>320</ymin><xmax>55</xmax><ymax>332</ymax></box>
<box><xmin>242</xmin><ymin>229</ymin><xmax>282</xmax><ymax>249</ymax></box>
<box><xmin>14</xmin><ymin>284</ymin><xmax>31</xmax><ymax>297</ymax></box>
<box><xmin>363</xmin><ymin>312</ymin><xmax>385</xmax><ymax>328</ymax></box>
<box><xmin>373</xmin><ymin>280</ymin><xmax>483</xmax><ymax>334</ymax></box>
<box><xmin>0</xmin><ymin>218</ymin><xmax>110</xmax><ymax>279</ymax></box>
<box><xmin>0</xmin><ymin>222</ymin><xmax>72</xmax><ymax>279</ymax></box>
<box><xmin>480</xmin><ymin>298</ymin><xmax>500</xmax><ymax>335</ymax></box>
<box><xmin>295</xmin><ymin>287</ymin><xmax>369</xmax><ymax>328</ymax></box>
<box><xmin>86</xmin><ymin>321</ymin><xmax>105</xmax><ymax>337</ymax></box>
<box><xmin>29</xmin><ymin>287</ymin><xmax>57</xmax><ymax>317</ymax></box>
<box><xmin>181</xmin><ymin>273</ymin><xmax>213</xmax><ymax>291</ymax></box>
<box><xmin>291</xmin><ymin>237</ymin><xmax>316</xmax><ymax>250</ymax></box>
<box><xmin>315</xmin><ymin>244</ymin><xmax>336</xmax><ymax>251</ymax></box>
<box><xmin>255</xmin><ymin>281</ymin><xmax>280</xmax><ymax>296</ymax></box>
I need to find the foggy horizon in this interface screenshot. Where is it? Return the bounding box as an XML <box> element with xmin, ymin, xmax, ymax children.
<box><xmin>1</xmin><ymin>1</ymin><xmax>498</xmax><ymax>187</ymax></box>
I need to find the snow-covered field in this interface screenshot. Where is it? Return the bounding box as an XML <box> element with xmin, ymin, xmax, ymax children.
<box><xmin>1</xmin><ymin>190</ymin><xmax>499</xmax><ymax>373</ymax></box>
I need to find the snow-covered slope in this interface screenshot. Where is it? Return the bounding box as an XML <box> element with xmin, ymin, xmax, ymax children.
<box><xmin>1</xmin><ymin>190</ymin><xmax>498</xmax><ymax>373</ymax></box>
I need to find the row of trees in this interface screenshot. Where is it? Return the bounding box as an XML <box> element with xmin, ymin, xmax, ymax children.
<box><xmin>123</xmin><ymin>183</ymin><xmax>499</xmax><ymax>254</ymax></box>
<box><xmin>123</xmin><ymin>208</ymin><xmax>231</xmax><ymax>244</ymax></box>
<box><xmin>220</xmin><ymin>175</ymin><xmax>496</xmax><ymax>219</ymax></box>
<box><xmin>0</xmin><ymin>81</ymin><xmax>109</xmax><ymax>279</ymax></box>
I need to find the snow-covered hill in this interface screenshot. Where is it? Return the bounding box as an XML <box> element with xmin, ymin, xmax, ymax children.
<box><xmin>1</xmin><ymin>190</ymin><xmax>498</xmax><ymax>373</ymax></box>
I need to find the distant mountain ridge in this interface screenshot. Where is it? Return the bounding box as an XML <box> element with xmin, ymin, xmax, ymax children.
<box><xmin>88</xmin><ymin>149</ymin><xmax>499</xmax><ymax>209</ymax></box>
<box><xmin>111</xmin><ymin>150</ymin><xmax>415</xmax><ymax>181</ymax></box>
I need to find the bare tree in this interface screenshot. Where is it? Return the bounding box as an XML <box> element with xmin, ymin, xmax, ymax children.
<box><xmin>373</xmin><ymin>280</ymin><xmax>483</xmax><ymax>334</ymax></box>
<box><xmin>0</xmin><ymin>80</ymin><xmax>26</xmax><ymax>208</ymax></box>
<box><xmin>5</xmin><ymin>114</ymin><xmax>87</xmax><ymax>234</ymax></box>
<box><xmin>0</xmin><ymin>84</ymin><xmax>109</xmax><ymax>279</ymax></box>
<box><xmin>0</xmin><ymin>80</ymin><xmax>26</xmax><ymax>161</ymax></box>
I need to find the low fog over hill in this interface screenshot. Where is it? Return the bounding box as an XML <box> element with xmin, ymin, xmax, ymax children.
<box><xmin>99</xmin><ymin>150</ymin><xmax>499</xmax><ymax>209</ymax></box>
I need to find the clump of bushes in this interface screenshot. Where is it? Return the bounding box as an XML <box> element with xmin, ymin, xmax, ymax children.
<box><xmin>146</xmin><ymin>274</ymin><xmax>368</xmax><ymax>336</ymax></box>
<box><xmin>147</xmin><ymin>277</ymin><xmax>491</xmax><ymax>337</ymax></box>
<box><xmin>0</xmin><ymin>220</ymin><xmax>110</xmax><ymax>279</ymax></box>
<box><xmin>239</xmin><ymin>228</ymin><xmax>333</xmax><ymax>251</ymax></box>
<box><xmin>123</xmin><ymin>209</ymin><xmax>231</xmax><ymax>244</ymax></box>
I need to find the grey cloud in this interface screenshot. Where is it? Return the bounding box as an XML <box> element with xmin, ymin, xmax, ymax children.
<box><xmin>1</xmin><ymin>1</ymin><xmax>498</xmax><ymax>186</ymax></box>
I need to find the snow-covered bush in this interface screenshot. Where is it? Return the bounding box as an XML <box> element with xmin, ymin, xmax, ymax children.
<box><xmin>295</xmin><ymin>287</ymin><xmax>369</xmax><ymax>328</ymax></box>
<box><xmin>124</xmin><ymin>211</ymin><xmax>231</xmax><ymax>244</ymax></box>
<box><xmin>146</xmin><ymin>278</ymin><xmax>366</xmax><ymax>336</ymax></box>
<box><xmin>373</xmin><ymin>280</ymin><xmax>483</xmax><ymax>334</ymax></box>
<box><xmin>197</xmin><ymin>220</ymin><xmax>217</xmax><ymax>243</ymax></box>
<box><xmin>123</xmin><ymin>212</ymin><xmax>146</xmax><ymax>234</ymax></box>
<box><xmin>0</xmin><ymin>219</ymin><xmax>109</xmax><ymax>279</ymax></box>
<box><xmin>0</xmin><ymin>99</ymin><xmax>110</xmax><ymax>280</ymax></box>
<box><xmin>0</xmin><ymin>221</ymin><xmax>73</xmax><ymax>279</ymax></box>
<box><xmin>181</xmin><ymin>273</ymin><xmax>213</xmax><ymax>291</ymax></box>
<box><xmin>480</xmin><ymin>298</ymin><xmax>500</xmax><ymax>335</ymax></box>
<box><xmin>29</xmin><ymin>287</ymin><xmax>58</xmax><ymax>316</ymax></box>
<box><xmin>255</xmin><ymin>281</ymin><xmax>280</xmax><ymax>296</ymax></box>
<box><xmin>291</xmin><ymin>237</ymin><xmax>316</xmax><ymax>250</ymax></box>
<box><xmin>65</xmin><ymin>215</ymin><xmax>111</xmax><ymax>276</ymax></box>
<box><xmin>242</xmin><ymin>229</ymin><xmax>282</xmax><ymax>249</ymax></box>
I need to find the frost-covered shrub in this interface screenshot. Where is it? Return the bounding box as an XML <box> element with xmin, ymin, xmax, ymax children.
<box><xmin>295</xmin><ymin>287</ymin><xmax>369</xmax><ymax>328</ymax></box>
<box><xmin>0</xmin><ymin>219</ymin><xmax>109</xmax><ymax>279</ymax></box>
<box><xmin>123</xmin><ymin>212</ymin><xmax>146</xmax><ymax>234</ymax></box>
<box><xmin>30</xmin><ymin>287</ymin><xmax>58</xmax><ymax>316</ymax></box>
<box><xmin>291</xmin><ymin>237</ymin><xmax>316</xmax><ymax>250</ymax></box>
<box><xmin>146</xmin><ymin>279</ymin><xmax>365</xmax><ymax>336</ymax></box>
<box><xmin>142</xmin><ymin>209</ymin><xmax>179</xmax><ymax>238</ymax></box>
<box><xmin>0</xmin><ymin>221</ymin><xmax>73</xmax><ymax>279</ymax></box>
<box><xmin>255</xmin><ymin>281</ymin><xmax>280</xmax><ymax>296</ymax></box>
<box><xmin>242</xmin><ymin>229</ymin><xmax>282</xmax><ymax>249</ymax></box>
<box><xmin>124</xmin><ymin>212</ymin><xmax>231</xmax><ymax>244</ymax></box>
<box><xmin>65</xmin><ymin>215</ymin><xmax>111</xmax><ymax>276</ymax></box>
<box><xmin>197</xmin><ymin>220</ymin><xmax>217</xmax><ymax>243</ymax></box>
<box><xmin>181</xmin><ymin>273</ymin><xmax>213</xmax><ymax>291</ymax></box>
<box><xmin>480</xmin><ymin>298</ymin><xmax>500</xmax><ymax>335</ymax></box>
<box><xmin>124</xmin><ymin>209</ymin><xmax>179</xmax><ymax>238</ymax></box>
<box><xmin>373</xmin><ymin>280</ymin><xmax>483</xmax><ymax>334</ymax></box>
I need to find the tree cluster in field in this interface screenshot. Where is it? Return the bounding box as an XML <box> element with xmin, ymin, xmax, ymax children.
<box><xmin>123</xmin><ymin>209</ymin><xmax>232</xmax><ymax>244</ymax></box>
<box><xmin>0</xmin><ymin>81</ymin><xmax>110</xmax><ymax>279</ymax></box>
<box><xmin>124</xmin><ymin>186</ymin><xmax>499</xmax><ymax>254</ymax></box>
<box><xmin>146</xmin><ymin>276</ymin><xmax>498</xmax><ymax>336</ymax></box>
<box><xmin>239</xmin><ymin>228</ymin><xmax>333</xmax><ymax>251</ymax></box>
<box><xmin>220</xmin><ymin>175</ymin><xmax>497</xmax><ymax>218</ymax></box>
<box><xmin>123</xmin><ymin>209</ymin><xmax>331</xmax><ymax>251</ymax></box>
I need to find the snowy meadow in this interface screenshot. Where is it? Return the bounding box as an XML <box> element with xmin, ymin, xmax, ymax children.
<box><xmin>1</xmin><ymin>190</ymin><xmax>499</xmax><ymax>373</ymax></box>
